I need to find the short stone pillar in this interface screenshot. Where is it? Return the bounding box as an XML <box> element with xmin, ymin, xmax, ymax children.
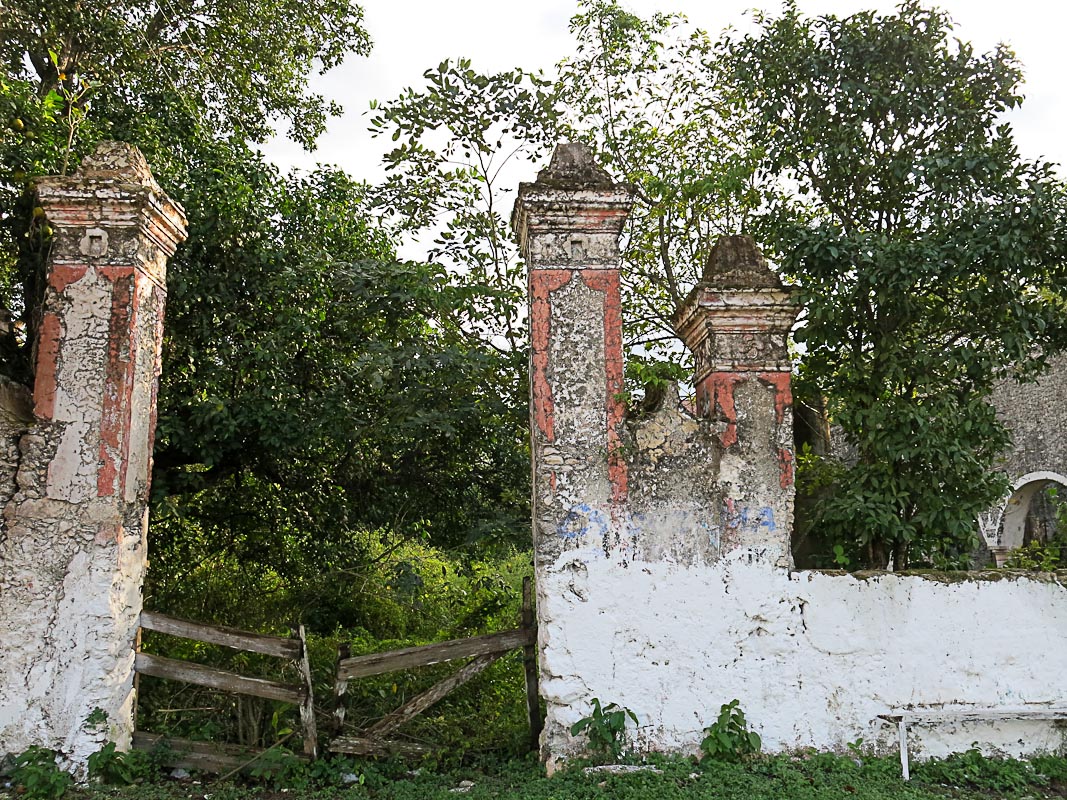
<box><xmin>675</xmin><ymin>236</ymin><xmax>799</xmax><ymax>566</ymax></box>
<box><xmin>0</xmin><ymin>142</ymin><xmax>186</xmax><ymax>766</ymax></box>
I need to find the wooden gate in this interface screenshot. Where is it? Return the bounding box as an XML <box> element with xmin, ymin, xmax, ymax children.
<box><xmin>133</xmin><ymin>611</ymin><xmax>316</xmax><ymax>772</ymax></box>
<box><xmin>132</xmin><ymin>576</ymin><xmax>543</xmax><ymax>769</ymax></box>
<box><xmin>329</xmin><ymin>577</ymin><xmax>542</xmax><ymax>756</ymax></box>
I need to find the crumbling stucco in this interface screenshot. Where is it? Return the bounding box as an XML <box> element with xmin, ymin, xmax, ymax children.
<box><xmin>0</xmin><ymin>142</ymin><xmax>186</xmax><ymax>770</ymax></box>
<box><xmin>515</xmin><ymin>145</ymin><xmax>800</xmax><ymax>764</ymax></box>
<box><xmin>542</xmin><ymin>557</ymin><xmax>1067</xmax><ymax>762</ymax></box>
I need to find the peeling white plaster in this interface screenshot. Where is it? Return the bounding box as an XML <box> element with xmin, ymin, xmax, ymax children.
<box><xmin>0</xmin><ymin>142</ymin><xmax>185</xmax><ymax>772</ymax></box>
<box><xmin>540</xmin><ymin>558</ymin><xmax>1067</xmax><ymax>765</ymax></box>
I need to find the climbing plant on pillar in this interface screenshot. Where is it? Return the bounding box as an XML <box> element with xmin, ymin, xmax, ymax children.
<box><xmin>723</xmin><ymin>1</ymin><xmax>1067</xmax><ymax>568</ymax></box>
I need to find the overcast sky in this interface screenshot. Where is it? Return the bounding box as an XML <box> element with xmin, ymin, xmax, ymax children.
<box><xmin>265</xmin><ymin>0</ymin><xmax>1067</xmax><ymax>189</ymax></box>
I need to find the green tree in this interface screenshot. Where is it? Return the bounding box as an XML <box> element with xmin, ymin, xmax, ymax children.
<box><xmin>148</xmin><ymin>147</ymin><xmax>531</xmax><ymax>624</ymax></box>
<box><xmin>725</xmin><ymin>2</ymin><xmax>1067</xmax><ymax>568</ymax></box>
<box><xmin>0</xmin><ymin>0</ymin><xmax>369</xmax><ymax>146</ymax></box>
<box><xmin>557</xmin><ymin>1</ymin><xmax>758</xmax><ymax>353</ymax></box>
<box><xmin>0</xmin><ymin>0</ymin><xmax>531</xmax><ymax>617</ymax></box>
<box><xmin>369</xmin><ymin>58</ymin><xmax>560</xmax><ymax>355</ymax></box>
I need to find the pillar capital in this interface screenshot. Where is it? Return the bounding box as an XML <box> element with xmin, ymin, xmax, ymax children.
<box><xmin>676</xmin><ymin>235</ymin><xmax>798</xmax><ymax>384</ymax></box>
<box><xmin>512</xmin><ymin>143</ymin><xmax>632</xmax><ymax>270</ymax></box>
<box><xmin>35</xmin><ymin>141</ymin><xmax>187</xmax><ymax>285</ymax></box>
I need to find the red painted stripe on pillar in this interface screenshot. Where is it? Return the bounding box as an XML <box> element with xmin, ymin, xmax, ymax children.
<box><xmin>529</xmin><ymin>269</ymin><xmax>573</xmax><ymax>444</ymax></box>
<box><xmin>97</xmin><ymin>272</ymin><xmax>137</xmax><ymax>498</ymax></box>
<box><xmin>580</xmin><ymin>269</ymin><xmax>627</xmax><ymax>505</ymax></box>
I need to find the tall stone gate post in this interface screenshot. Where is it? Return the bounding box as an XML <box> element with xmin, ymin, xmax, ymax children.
<box><xmin>514</xmin><ymin>143</ymin><xmax>633</xmax><ymax>545</ymax></box>
<box><xmin>0</xmin><ymin>142</ymin><xmax>186</xmax><ymax>766</ymax></box>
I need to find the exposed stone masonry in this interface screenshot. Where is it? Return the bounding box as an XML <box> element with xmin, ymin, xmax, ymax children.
<box><xmin>0</xmin><ymin>142</ymin><xmax>186</xmax><ymax>769</ymax></box>
<box><xmin>991</xmin><ymin>353</ymin><xmax>1067</xmax><ymax>485</ymax></box>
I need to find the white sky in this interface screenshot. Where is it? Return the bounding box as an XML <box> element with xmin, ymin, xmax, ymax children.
<box><xmin>265</xmin><ymin>0</ymin><xmax>1067</xmax><ymax>190</ymax></box>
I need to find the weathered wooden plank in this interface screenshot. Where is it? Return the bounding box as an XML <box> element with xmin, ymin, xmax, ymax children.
<box><xmin>332</xmin><ymin>642</ymin><xmax>351</xmax><ymax>736</ymax></box>
<box><xmin>337</xmin><ymin>628</ymin><xmax>532</xmax><ymax>680</ymax></box>
<box><xmin>879</xmin><ymin>708</ymin><xmax>1067</xmax><ymax>723</ymax></box>
<box><xmin>329</xmin><ymin>735</ymin><xmax>433</xmax><ymax>757</ymax></box>
<box><xmin>133</xmin><ymin>732</ymin><xmax>308</xmax><ymax>774</ymax></box>
<box><xmin>135</xmin><ymin>653</ymin><xmax>304</xmax><ymax>704</ymax></box>
<box><xmin>521</xmin><ymin>576</ymin><xmax>543</xmax><ymax>752</ymax></box>
<box><xmin>364</xmin><ymin>653</ymin><xmax>501</xmax><ymax>739</ymax></box>
<box><xmin>140</xmin><ymin>611</ymin><xmax>300</xmax><ymax>659</ymax></box>
<box><xmin>294</xmin><ymin>625</ymin><xmax>318</xmax><ymax>759</ymax></box>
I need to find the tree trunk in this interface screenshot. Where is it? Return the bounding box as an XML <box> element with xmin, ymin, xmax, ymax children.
<box><xmin>869</xmin><ymin>539</ymin><xmax>891</xmax><ymax>570</ymax></box>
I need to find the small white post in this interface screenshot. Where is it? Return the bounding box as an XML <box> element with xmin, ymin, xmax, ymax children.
<box><xmin>898</xmin><ymin>719</ymin><xmax>910</xmax><ymax>781</ymax></box>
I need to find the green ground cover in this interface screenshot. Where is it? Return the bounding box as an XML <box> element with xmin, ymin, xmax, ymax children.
<box><xmin>24</xmin><ymin>750</ymin><xmax>1067</xmax><ymax>800</ymax></box>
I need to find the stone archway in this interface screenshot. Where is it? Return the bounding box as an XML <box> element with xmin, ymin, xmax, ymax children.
<box><xmin>986</xmin><ymin>471</ymin><xmax>1067</xmax><ymax>566</ymax></box>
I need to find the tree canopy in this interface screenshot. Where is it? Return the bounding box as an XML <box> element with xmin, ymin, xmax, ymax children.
<box><xmin>727</xmin><ymin>1</ymin><xmax>1067</xmax><ymax>567</ymax></box>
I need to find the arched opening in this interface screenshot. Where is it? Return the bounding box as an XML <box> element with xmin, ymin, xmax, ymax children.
<box><xmin>988</xmin><ymin>471</ymin><xmax>1067</xmax><ymax>566</ymax></box>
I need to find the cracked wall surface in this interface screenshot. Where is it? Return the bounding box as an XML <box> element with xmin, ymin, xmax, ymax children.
<box><xmin>0</xmin><ymin>142</ymin><xmax>186</xmax><ymax>769</ymax></box>
<box><xmin>546</xmin><ymin>558</ymin><xmax>1067</xmax><ymax>760</ymax></box>
<box><xmin>516</xmin><ymin>144</ymin><xmax>1067</xmax><ymax>769</ymax></box>
<box><xmin>515</xmin><ymin>146</ymin><xmax>799</xmax><ymax>765</ymax></box>
<box><xmin>0</xmin><ymin>379</ymin><xmax>31</xmax><ymax>528</ymax></box>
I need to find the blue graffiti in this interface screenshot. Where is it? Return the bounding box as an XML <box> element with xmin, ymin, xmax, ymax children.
<box><xmin>557</xmin><ymin>503</ymin><xmax>609</xmax><ymax>540</ymax></box>
<box><xmin>721</xmin><ymin>501</ymin><xmax>776</xmax><ymax>534</ymax></box>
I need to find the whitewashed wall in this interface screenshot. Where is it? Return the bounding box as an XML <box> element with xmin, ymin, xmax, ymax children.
<box><xmin>539</xmin><ymin>552</ymin><xmax>1067</xmax><ymax>766</ymax></box>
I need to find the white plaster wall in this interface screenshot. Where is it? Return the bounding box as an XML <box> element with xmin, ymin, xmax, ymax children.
<box><xmin>539</xmin><ymin>552</ymin><xmax>1067</xmax><ymax>764</ymax></box>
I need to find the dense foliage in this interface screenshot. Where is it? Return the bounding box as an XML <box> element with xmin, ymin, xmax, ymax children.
<box><xmin>726</xmin><ymin>2</ymin><xmax>1067</xmax><ymax>567</ymax></box>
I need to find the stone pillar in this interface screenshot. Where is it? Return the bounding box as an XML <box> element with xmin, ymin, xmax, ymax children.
<box><xmin>513</xmin><ymin>143</ymin><xmax>633</xmax><ymax>563</ymax></box>
<box><xmin>0</xmin><ymin>142</ymin><xmax>186</xmax><ymax>766</ymax></box>
<box><xmin>512</xmin><ymin>143</ymin><xmax>632</xmax><ymax>762</ymax></box>
<box><xmin>675</xmin><ymin>235</ymin><xmax>799</xmax><ymax>567</ymax></box>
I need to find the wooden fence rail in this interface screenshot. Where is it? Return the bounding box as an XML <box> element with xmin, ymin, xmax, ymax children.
<box><xmin>330</xmin><ymin>576</ymin><xmax>542</xmax><ymax>757</ymax></box>
<box><xmin>136</xmin><ymin>611</ymin><xmax>317</xmax><ymax>762</ymax></box>
<box><xmin>135</xmin><ymin>577</ymin><xmax>542</xmax><ymax>767</ymax></box>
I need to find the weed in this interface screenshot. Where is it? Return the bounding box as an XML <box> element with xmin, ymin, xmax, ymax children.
<box><xmin>87</xmin><ymin>741</ymin><xmax>160</xmax><ymax>785</ymax></box>
<box><xmin>913</xmin><ymin>747</ymin><xmax>1044</xmax><ymax>793</ymax></box>
<box><xmin>700</xmin><ymin>700</ymin><xmax>761</xmax><ymax>763</ymax></box>
<box><xmin>9</xmin><ymin>746</ymin><xmax>73</xmax><ymax>800</ymax></box>
<box><xmin>83</xmin><ymin>708</ymin><xmax>108</xmax><ymax>730</ymax></box>
<box><xmin>247</xmin><ymin>747</ymin><xmax>309</xmax><ymax>790</ymax></box>
<box><xmin>570</xmin><ymin>698</ymin><xmax>638</xmax><ymax>763</ymax></box>
<box><xmin>1004</xmin><ymin>538</ymin><xmax>1067</xmax><ymax>570</ymax></box>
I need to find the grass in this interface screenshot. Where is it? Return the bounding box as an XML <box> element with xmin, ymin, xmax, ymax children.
<box><xmin>34</xmin><ymin>749</ymin><xmax>1067</xmax><ymax>800</ymax></box>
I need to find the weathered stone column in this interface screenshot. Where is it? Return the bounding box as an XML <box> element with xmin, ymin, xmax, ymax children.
<box><xmin>513</xmin><ymin>143</ymin><xmax>633</xmax><ymax>559</ymax></box>
<box><xmin>512</xmin><ymin>143</ymin><xmax>632</xmax><ymax>762</ymax></box>
<box><xmin>675</xmin><ymin>236</ymin><xmax>799</xmax><ymax>567</ymax></box>
<box><xmin>0</xmin><ymin>142</ymin><xmax>186</xmax><ymax>766</ymax></box>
